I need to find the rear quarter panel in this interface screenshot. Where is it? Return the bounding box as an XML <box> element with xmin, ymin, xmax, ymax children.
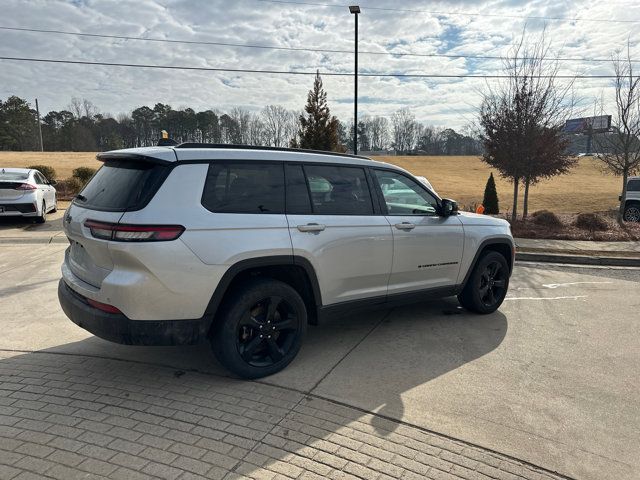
<box><xmin>118</xmin><ymin>163</ymin><xmax>292</xmax><ymax>319</ymax></box>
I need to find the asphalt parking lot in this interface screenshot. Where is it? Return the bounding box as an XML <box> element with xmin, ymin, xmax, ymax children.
<box><xmin>0</xmin><ymin>239</ymin><xmax>638</xmax><ymax>480</ymax></box>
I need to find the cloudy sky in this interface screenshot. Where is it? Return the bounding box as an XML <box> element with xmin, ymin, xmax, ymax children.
<box><xmin>1</xmin><ymin>0</ymin><xmax>639</xmax><ymax>130</ymax></box>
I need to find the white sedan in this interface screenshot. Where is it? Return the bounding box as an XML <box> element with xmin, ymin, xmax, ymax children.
<box><xmin>415</xmin><ymin>175</ymin><xmax>436</xmax><ymax>194</ymax></box>
<box><xmin>0</xmin><ymin>168</ymin><xmax>57</xmax><ymax>223</ymax></box>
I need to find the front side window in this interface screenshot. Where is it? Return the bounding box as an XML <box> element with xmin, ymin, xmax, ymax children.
<box><xmin>202</xmin><ymin>162</ymin><xmax>285</xmax><ymax>214</ymax></box>
<box><xmin>303</xmin><ymin>165</ymin><xmax>374</xmax><ymax>215</ymax></box>
<box><xmin>374</xmin><ymin>170</ymin><xmax>439</xmax><ymax>216</ymax></box>
<box><xmin>628</xmin><ymin>179</ymin><xmax>640</xmax><ymax>192</ymax></box>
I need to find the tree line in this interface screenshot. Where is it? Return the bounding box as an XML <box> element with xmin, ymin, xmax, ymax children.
<box><xmin>477</xmin><ymin>29</ymin><xmax>640</xmax><ymax>223</ymax></box>
<box><xmin>0</xmin><ymin>94</ymin><xmax>481</xmax><ymax>155</ymax></box>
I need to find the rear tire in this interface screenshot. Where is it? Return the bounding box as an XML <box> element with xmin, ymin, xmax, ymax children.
<box><xmin>210</xmin><ymin>277</ymin><xmax>307</xmax><ymax>379</ymax></box>
<box><xmin>35</xmin><ymin>202</ymin><xmax>47</xmax><ymax>224</ymax></box>
<box><xmin>458</xmin><ymin>251</ymin><xmax>509</xmax><ymax>314</ymax></box>
<box><xmin>624</xmin><ymin>203</ymin><xmax>640</xmax><ymax>222</ymax></box>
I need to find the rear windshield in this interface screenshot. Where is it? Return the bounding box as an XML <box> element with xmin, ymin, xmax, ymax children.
<box><xmin>75</xmin><ymin>160</ymin><xmax>169</xmax><ymax>212</ymax></box>
<box><xmin>0</xmin><ymin>172</ymin><xmax>29</xmax><ymax>181</ymax></box>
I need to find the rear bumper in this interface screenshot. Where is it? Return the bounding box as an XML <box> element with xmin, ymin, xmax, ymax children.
<box><xmin>0</xmin><ymin>203</ymin><xmax>37</xmax><ymax>215</ymax></box>
<box><xmin>58</xmin><ymin>279</ymin><xmax>202</xmax><ymax>346</ymax></box>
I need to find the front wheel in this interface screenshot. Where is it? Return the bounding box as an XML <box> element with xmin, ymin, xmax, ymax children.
<box><xmin>210</xmin><ymin>278</ymin><xmax>307</xmax><ymax>379</ymax></box>
<box><xmin>624</xmin><ymin>204</ymin><xmax>640</xmax><ymax>222</ymax></box>
<box><xmin>458</xmin><ymin>251</ymin><xmax>509</xmax><ymax>314</ymax></box>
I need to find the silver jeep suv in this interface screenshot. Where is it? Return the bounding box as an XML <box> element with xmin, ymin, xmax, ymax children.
<box><xmin>621</xmin><ymin>176</ymin><xmax>640</xmax><ymax>222</ymax></box>
<box><xmin>58</xmin><ymin>144</ymin><xmax>514</xmax><ymax>378</ymax></box>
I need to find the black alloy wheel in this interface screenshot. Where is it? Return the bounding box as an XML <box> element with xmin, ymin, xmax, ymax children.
<box><xmin>237</xmin><ymin>296</ymin><xmax>298</xmax><ymax>367</ymax></box>
<box><xmin>478</xmin><ymin>260</ymin><xmax>507</xmax><ymax>309</ymax></box>
<box><xmin>211</xmin><ymin>278</ymin><xmax>307</xmax><ymax>379</ymax></box>
<box><xmin>458</xmin><ymin>251</ymin><xmax>510</xmax><ymax>314</ymax></box>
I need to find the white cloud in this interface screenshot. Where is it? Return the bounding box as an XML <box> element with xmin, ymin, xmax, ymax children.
<box><xmin>0</xmin><ymin>0</ymin><xmax>638</xmax><ymax>129</ymax></box>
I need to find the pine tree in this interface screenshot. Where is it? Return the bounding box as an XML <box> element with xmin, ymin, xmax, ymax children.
<box><xmin>482</xmin><ymin>173</ymin><xmax>500</xmax><ymax>214</ymax></box>
<box><xmin>293</xmin><ymin>71</ymin><xmax>344</xmax><ymax>152</ymax></box>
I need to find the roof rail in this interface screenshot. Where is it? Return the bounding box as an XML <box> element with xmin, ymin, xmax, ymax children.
<box><xmin>174</xmin><ymin>143</ymin><xmax>370</xmax><ymax>160</ymax></box>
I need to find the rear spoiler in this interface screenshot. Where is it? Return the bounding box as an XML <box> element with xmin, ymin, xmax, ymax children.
<box><xmin>95</xmin><ymin>152</ymin><xmax>174</xmax><ymax>165</ymax></box>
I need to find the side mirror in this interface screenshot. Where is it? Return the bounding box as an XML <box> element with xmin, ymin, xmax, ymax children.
<box><xmin>440</xmin><ymin>198</ymin><xmax>459</xmax><ymax>217</ymax></box>
<box><xmin>49</xmin><ymin>179</ymin><xmax>57</xmax><ymax>186</ymax></box>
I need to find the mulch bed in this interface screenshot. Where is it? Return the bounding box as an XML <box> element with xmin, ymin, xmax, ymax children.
<box><xmin>507</xmin><ymin>211</ymin><xmax>640</xmax><ymax>241</ymax></box>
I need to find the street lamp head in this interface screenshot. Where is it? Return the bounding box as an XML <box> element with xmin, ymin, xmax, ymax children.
<box><xmin>349</xmin><ymin>5</ymin><xmax>360</xmax><ymax>14</ymax></box>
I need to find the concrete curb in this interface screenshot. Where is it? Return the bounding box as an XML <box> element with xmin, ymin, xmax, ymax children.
<box><xmin>0</xmin><ymin>236</ymin><xmax>68</xmax><ymax>244</ymax></box>
<box><xmin>516</xmin><ymin>251</ymin><xmax>640</xmax><ymax>267</ymax></box>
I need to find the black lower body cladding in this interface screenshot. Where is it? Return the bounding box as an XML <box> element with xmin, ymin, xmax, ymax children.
<box><xmin>58</xmin><ymin>279</ymin><xmax>202</xmax><ymax>346</ymax></box>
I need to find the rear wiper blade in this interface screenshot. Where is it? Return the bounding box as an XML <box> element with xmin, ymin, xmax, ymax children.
<box><xmin>75</xmin><ymin>194</ymin><xmax>87</xmax><ymax>202</ymax></box>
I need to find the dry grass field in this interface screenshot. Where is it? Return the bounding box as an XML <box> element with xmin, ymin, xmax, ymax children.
<box><xmin>0</xmin><ymin>151</ymin><xmax>102</xmax><ymax>180</ymax></box>
<box><xmin>0</xmin><ymin>151</ymin><xmax>622</xmax><ymax>214</ymax></box>
<box><xmin>380</xmin><ymin>156</ymin><xmax>621</xmax><ymax>214</ymax></box>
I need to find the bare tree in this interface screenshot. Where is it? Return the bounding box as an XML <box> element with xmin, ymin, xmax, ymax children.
<box><xmin>285</xmin><ymin>110</ymin><xmax>300</xmax><ymax>148</ymax></box>
<box><xmin>479</xmin><ymin>29</ymin><xmax>576</xmax><ymax>222</ymax></box>
<box><xmin>229</xmin><ymin>107</ymin><xmax>251</xmax><ymax>144</ymax></box>
<box><xmin>593</xmin><ymin>44</ymin><xmax>640</xmax><ymax>223</ymax></box>
<box><xmin>68</xmin><ymin>97</ymin><xmax>97</xmax><ymax>119</ymax></box>
<box><xmin>369</xmin><ymin>116</ymin><xmax>389</xmax><ymax>151</ymax></box>
<box><xmin>261</xmin><ymin>105</ymin><xmax>293</xmax><ymax>147</ymax></box>
<box><xmin>247</xmin><ymin>113</ymin><xmax>265</xmax><ymax>146</ymax></box>
<box><xmin>391</xmin><ymin>108</ymin><xmax>417</xmax><ymax>154</ymax></box>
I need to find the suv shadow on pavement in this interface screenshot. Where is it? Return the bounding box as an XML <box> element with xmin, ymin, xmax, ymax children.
<box><xmin>303</xmin><ymin>298</ymin><xmax>508</xmax><ymax>435</ymax></box>
<box><xmin>0</xmin><ymin>214</ymin><xmax>64</xmax><ymax>232</ymax></box>
<box><xmin>0</xmin><ymin>309</ymin><xmax>566</xmax><ymax>480</ymax></box>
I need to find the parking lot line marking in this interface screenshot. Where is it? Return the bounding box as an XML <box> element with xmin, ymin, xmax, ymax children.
<box><xmin>542</xmin><ymin>281</ymin><xmax>613</xmax><ymax>289</ymax></box>
<box><xmin>504</xmin><ymin>295</ymin><xmax>588</xmax><ymax>301</ymax></box>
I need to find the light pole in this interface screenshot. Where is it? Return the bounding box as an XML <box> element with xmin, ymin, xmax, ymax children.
<box><xmin>349</xmin><ymin>5</ymin><xmax>360</xmax><ymax>155</ymax></box>
<box><xmin>35</xmin><ymin>98</ymin><xmax>43</xmax><ymax>152</ymax></box>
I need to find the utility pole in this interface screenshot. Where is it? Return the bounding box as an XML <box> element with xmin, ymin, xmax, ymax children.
<box><xmin>349</xmin><ymin>6</ymin><xmax>360</xmax><ymax>155</ymax></box>
<box><xmin>35</xmin><ymin>98</ymin><xmax>43</xmax><ymax>151</ymax></box>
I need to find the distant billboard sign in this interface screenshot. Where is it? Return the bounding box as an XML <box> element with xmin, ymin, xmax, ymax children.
<box><xmin>564</xmin><ymin>115</ymin><xmax>611</xmax><ymax>134</ymax></box>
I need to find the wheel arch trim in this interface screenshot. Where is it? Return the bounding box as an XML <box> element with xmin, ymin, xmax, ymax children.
<box><xmin>460</xmin><ymin>238</ymin><xmax>515</xmax><ymax>289</ymax></box>
<box><xmin>202</xmin><ymin>255</ymin><xmax>322</xmax><ymax>331</ymax></box>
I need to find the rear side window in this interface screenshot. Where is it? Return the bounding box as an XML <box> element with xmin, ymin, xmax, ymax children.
<box><xmin>628</xmin><ymin>179</ymin><xmax>640</xmax><ymax>192</ymax></box>
<box><xmin>303</xmin><ymin>165</ymin><xmax>374</xmax><ymax>215</ymax></box>
<box><xmin>202</xmin><ymin>162</ymin><xmax>285</xmax><ymax>214</ymax></box>
<box><xmin>76</xmin><ymin>160</ymin><xmax>169</xmax><ymax>212</ymax></box>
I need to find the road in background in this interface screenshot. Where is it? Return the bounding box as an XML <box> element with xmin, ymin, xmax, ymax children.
<box><xmin>0</xmin><ymin>244</ymin><xmax>638</xmax><ymax>479</ymax></box>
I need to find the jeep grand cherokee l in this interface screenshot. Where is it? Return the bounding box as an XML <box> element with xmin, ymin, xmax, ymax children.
<box><xmin>58</xmin><ymin>144</ymin><xmax>514</xmax><ymax>378</ymax></box>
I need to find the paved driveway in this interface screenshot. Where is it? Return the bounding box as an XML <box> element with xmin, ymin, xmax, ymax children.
<box><xmin>0</xmin><ymin>243</ymin><xmax>638</xmax><ymax>479</ymax></box>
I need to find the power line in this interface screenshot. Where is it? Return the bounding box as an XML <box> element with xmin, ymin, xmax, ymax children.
<box><xmin>0</xmin><ymin>25</ymin><xmax>632</xmax><ymax>64</ymax></box>
<box><xmin>256</xmin><ymin>0</ymin><xmax>640</xmax><ymax>24</ymax></box>
<box><xmin>0</xmin><ymin>55</ymin><xmax>620</xmax><ymax>79</ymax></box>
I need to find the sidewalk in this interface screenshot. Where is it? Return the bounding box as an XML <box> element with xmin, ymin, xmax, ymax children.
<box><xmin>515</xmin><ymin>237</ymin><xmax>640</xmax><ymax>266</ymax></box>
<box><xmin>516</xmin><ymin>237</ymin><xmax>640</xmax><ymax>255</ymax></box>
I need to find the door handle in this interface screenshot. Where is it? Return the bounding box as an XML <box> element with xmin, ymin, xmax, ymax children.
<box><xmin>395</xmin><ymin>222</ymin><xmax>416</xmax><ymax>230</ymax></box>
<box><xmin>297</xmin><ymin>223</ymin><xmax>326</xmax><ymax>232</ymax></box>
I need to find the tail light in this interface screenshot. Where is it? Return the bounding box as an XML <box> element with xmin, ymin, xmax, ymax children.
<box><xmin>87</xmin><ymin>298</ymin><xmax>122</xmax><ymax>314</ymax></box>
<box><xmin>15</xmin><ymin>183</ymin><xmax>37</xmax><ymax>190</ymax></box>
<box><xmin>84</xmin><ymin>220</ymin><xmax>185</xmax><ymax>242</ymax></box>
